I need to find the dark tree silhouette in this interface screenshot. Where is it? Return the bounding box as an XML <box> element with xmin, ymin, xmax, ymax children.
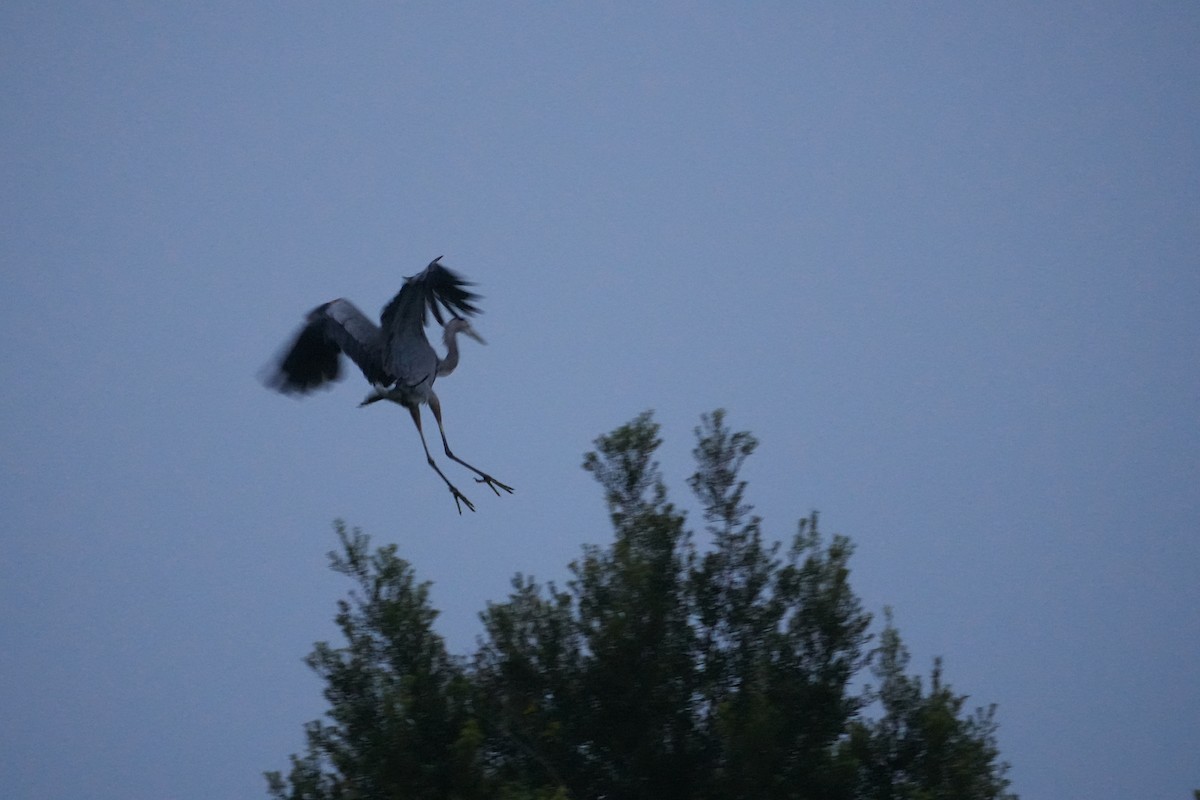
<box><xmin>269</xmin><ymin>411</ymin><xmax>1015</xmax><ymax>800</ymax></box>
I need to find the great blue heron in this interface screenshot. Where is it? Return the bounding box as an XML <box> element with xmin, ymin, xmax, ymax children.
<box><xmin>265</xmin><ymin>257</ymin><xmax>513</xmax><ymax>513</ymax></box>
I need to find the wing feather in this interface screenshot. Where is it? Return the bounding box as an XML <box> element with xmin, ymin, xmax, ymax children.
<box><xmin>379</xmin><ymin>257</ymin><xmax>482</xmax><ymax>386</ymax></box>
<box><xmin>380</xmin><ymin>257</ymin><xmax>481</xmax><ymax>330</ymax></box>
<box><xmin>265</xmin><ymin>299</ymin><xmax>388</xmax><ymax>394</ymax></box>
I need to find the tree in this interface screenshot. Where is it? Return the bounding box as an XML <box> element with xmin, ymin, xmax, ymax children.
<box><xmin>844</xmin><ymin>611</ymin><xmax>1014</xmax><ymax>800</ymax></box>
<box><xmin>685</xmin><ymin>411</ymin><xmax>871</xmax><ymax>799</ymax></box>
<box><xmin>476</xmin><ymin>411</ymin><xmax>700</xmax><ymax>800</ymax></box>
<box><xmin>269</xmin><ymin>411</ymin><xmax>1016</xmax><ymax>800</ymax></box>
<box><xmin>266</xmin><ymin>522</ymin><xmax>484</xmax><ymax>800</ymax></box>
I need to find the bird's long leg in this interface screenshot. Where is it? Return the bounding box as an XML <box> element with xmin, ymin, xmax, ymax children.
<box><xmin>428</xmin><ymin>392</ymin><xmax>514</xmax><ymax>497</ymax></box>
<box><xmin>407</xmin><ymin>404</ymin><xmax>475</xmax><ymax>514</ymax></box>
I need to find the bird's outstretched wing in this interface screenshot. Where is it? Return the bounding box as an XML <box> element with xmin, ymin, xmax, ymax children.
<box><xmin>265</xmin><ymin>299</ymin><xmax>388</xmax><ymax>394</ymax></box>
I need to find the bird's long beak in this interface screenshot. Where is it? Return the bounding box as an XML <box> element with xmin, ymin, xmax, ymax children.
<box><xmin>465</xmin><ymin>328</ymin><xmax>486</xmax><ymax>345</ymax></box>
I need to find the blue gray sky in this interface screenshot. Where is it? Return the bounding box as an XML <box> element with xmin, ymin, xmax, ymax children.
<box><xmin>2</xmin><ymin>3</ymin><xmax>1197</xmax><ymax>798</ymax></box>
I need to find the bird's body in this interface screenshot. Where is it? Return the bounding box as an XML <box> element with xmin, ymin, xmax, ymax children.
<box><xmin>359</xmin><ymin>316</ymin><xmax>480</xmax><ymax>408</ymax></box>
<box><xmin>265</xmin><ymin>257</ymin><xmax>511</xmax><ymax>512</ymax></box>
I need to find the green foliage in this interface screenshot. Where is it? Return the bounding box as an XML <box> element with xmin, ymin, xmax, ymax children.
<box><xmin>843</xmin><ymin>611</ymin><xmax>1015</xmax><ymax>800</ymax></box>
<box><xmin>266</xmin><ymin>522</ymin><xmax>485</xmax><ymax>800</ymax></box>
<box><xmin>268</xmin><ymin>412</ymin><xmax>1015</xmax><ymax>800</ymax></box>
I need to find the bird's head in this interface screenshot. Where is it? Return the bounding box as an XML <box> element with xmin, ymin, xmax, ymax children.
<box><xmin>444</xmin><ymin>317</ymin><xmax>486</xmax><ymax>345</ymax></box>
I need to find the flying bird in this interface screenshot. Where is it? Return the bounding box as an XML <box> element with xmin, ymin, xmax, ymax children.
<box><xmin>265</xmin><ymin>257</ymin><xmax>513</xmax><ymax>513</ymax></box>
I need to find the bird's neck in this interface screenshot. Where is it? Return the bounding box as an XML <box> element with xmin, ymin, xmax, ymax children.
<box><xmin>437</xmin><ymin>329</ymin><xmax>461</xmax><ymax>376</ymax></box>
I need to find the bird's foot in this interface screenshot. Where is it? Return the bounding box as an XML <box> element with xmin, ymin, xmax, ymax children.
<box><xmin>450</xmin><ymin>485</ymin><xmax>477</xmax><ymax>514</ymax></box>
<box><xmin>474</xmin><ymin>474</ymin><xmax>514</xmax><ymax>497</ymax></box>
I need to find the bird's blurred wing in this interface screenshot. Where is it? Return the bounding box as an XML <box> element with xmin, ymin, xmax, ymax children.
<box><xmin>264</xmin><ymin>299</ymin><xmax>388</xmax><ymax>394</ymax></box>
